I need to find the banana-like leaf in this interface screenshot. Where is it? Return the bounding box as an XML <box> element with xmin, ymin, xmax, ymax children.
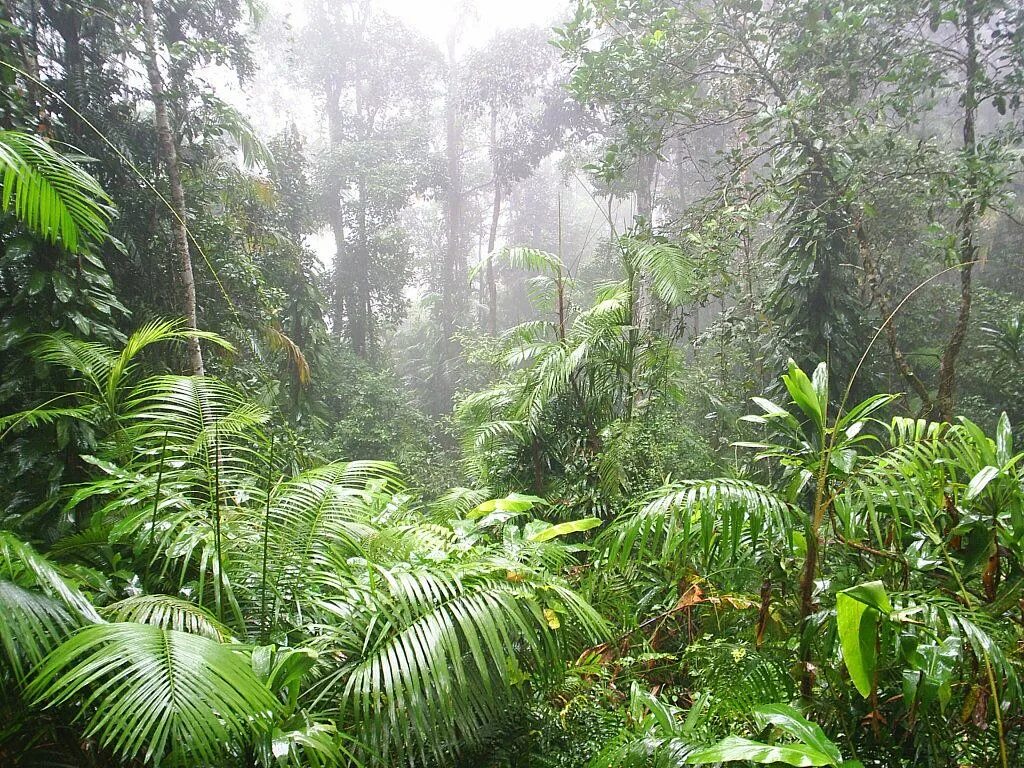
<box><xmin>687</xmin><ymin>735</ymin><xmax>834</xmax><ymax>766</ymax></box>
<box><xmin>528</xmin><ymin>517</ymin><xmax>602</xmax><ymax>542</ymax></box>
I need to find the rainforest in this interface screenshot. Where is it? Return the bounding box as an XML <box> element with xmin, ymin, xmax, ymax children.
<box><xmin>0</xmin><ymin>1</ymin><xmax>1023</xmax><ymax>766</ymax></box>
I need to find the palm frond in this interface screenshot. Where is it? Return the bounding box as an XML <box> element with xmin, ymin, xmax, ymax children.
<box><xmin>318</xmin><ymin>564</ymin><xmax>605</xmax><ymax>765</ymax></box>
<box><xmin>600</xmin><ymin>479</ymin><xmax>794</xmax><ymax>569</ymax></box>
<box><xmin>0</xmin><ymin>581</ymin><xmax>77</xmax><ymax>681</ymax></box>
<box><xmin>28</xmin><ymin>623</ymin><xmax>277</xmax><ymax>766</ymax></box>
<box><xmin>0</xmin><ymin>532</ymin><xmax>100</xmax><ymax>622</ymax></box>
<box><xmin>0</xmin><ymin>130</ymin><xmax>114</xmax><ymax>251</ymax></box>
<box><xmin>102</xmin><ymin>595</ymin><xmax>232</xmax><ymax>642</ymax></box>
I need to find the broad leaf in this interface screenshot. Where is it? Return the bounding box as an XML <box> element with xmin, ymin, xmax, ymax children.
<box><xmin>528</xmin><ymin>517</ymin><xmax>602</xmax><ymax>542</ymax></box>
<box><xmin>836</xmin><ymin>581</ymin><xmax>892</xmax><ymax>699</ymax></box>
<box><xmin>752</xmin><ymin>705</ymin><xmax>842</xmax><ymax>765</ymax></box>
<box><xmin>687</xmin><ymin>735</ymin><xmax>834</xmax><ymax>766</ymax></box>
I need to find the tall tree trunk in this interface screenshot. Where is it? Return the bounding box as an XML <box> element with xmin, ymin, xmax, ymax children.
<box><xmin>325</xmin><ymin>76</ymin><xmax>346</xmax><ymax>339</ymax></box>
<box><xmin>556</xmin><ymin>191</ymin><xmax>566</xmax><ymax>342</ymax></box>
<box><xmin>51</xmin><ymin>1</ymin><xmax>84</xmax><ymax>137</ymax></box>
<box><xmin>351</xmin><ymin>173</ymin><xmax>369</xmax><ymax>356</ymax></box>
<box><xmin>485</xmin><ymin>108</ymin><xmax>500</xmax><ymax>335</ymax></box>
<box><xmin>935</xmin><ymin>0</ymin><xmax>979</xmax><ymax>422</ymax></box>
<box><xmin>634</xmin><ymin>154</ymin><xmax>658</xmax><ymax>333</ymax></box>
<box><xmin>330</xmin><ymin>208</ymin><xmax>346</xmax><ymax>339</ymax></box>
<box><xmin>140</xmin><ymin>0</ymin><xmax>203</xmax><ymax>375</ymax></box>
<box><xmin>438</xmin><ymin>31</ymin><xmax>463</xmax><ymax>402</ymax></box>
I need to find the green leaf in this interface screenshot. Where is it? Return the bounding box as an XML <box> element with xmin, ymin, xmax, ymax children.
<box><xmin>527</xmin><ymin>517</ymin><xmax>602</xmax><ymax>542</ymax></box>
<box><xmin>751</xmin><ymin>705</ymin><xmax>843</xmax><ymax>765</ymax></box>
<box><xmin>811</xmin><ymin>362</ymin><xmax>829</xmax><ymax>418</ymax></box>
<box><xmin>469</xmin><ymin>493</ymin><xmax>546</xmax><ymax>518</ymax></box>
<box><xmin>836</xmin><ymin>592</ymin><xmax>878</xmax><ymax>698</ymax></box>
<box><xmin>783</xmin><ymin>359</ymin><xmax>824</xmax><ymax>432</ymax></box>
<box><xmin>0</xmin><ymin>131</ymin><xmax>114</xmax><ymax>252</ymax></box>
<box><xmin>840</xmin><ymin>581</ymin><xmax>892</xmax><ymax>614</ymax></box>
<box><xmin>29</xmin><ymin>623</ymin><xmax>277</xmax><ymax>765</ymax></box>
<box><xmin>965</xmin><ymin>466</ymin><xmax>999</xmax><ymax>501</ymax></box>
<box><xmin>995</xmin><ymin>412</ymin><xmax>1013</xmax><ymax>465</ymax></box>
<box><xmin>687</xmin><ymin>735</ymin><xmax>834</xmax><ymax>766</ymax></box>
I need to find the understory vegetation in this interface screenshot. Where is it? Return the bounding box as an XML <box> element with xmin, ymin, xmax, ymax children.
<box><xmin>1</xmin><ymin>1</ymin><xmax>1024</xmax><ymax>767</ymax></box>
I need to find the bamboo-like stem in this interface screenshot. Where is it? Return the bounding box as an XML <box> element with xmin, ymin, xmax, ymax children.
<box><xmin>212</xmin><ymin>426</ymin><xmax>224</xmax><ymax>623</ymax></box>
<box><xmin>260</xmin><ymin>435</ymin><xmax>275</xmax><ymax>644</ymax></box>
<box><xmin>146</xmin><ymin>429</ymin><xmax>169</xmax><ymax>573</ymax></box>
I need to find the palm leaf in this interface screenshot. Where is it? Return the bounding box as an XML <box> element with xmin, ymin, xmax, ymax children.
<box><xmin>0</xmin><ymin>581</ymin><xmax>77</xmax><ymax>681</ymax></box>
<box><xmin>102</xmin><ymin>595</ymin><xmax>233</xmax><ymax>642</ymax></box>
<box><xmin>28</xmin><ymin>623</ymin><xmax>277</xmax><ymax>766</ymax></box>
<box><xmin>0</xmin><ymin>130</ymin><xmax>114</xmax><ymax>252</ymax></box>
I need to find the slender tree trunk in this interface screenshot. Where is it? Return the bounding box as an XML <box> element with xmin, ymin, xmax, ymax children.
<box><xmin>485</xmin><ymin>109</ymin><xmax>501</xmax><ymax>335</ymax></box>
<box><xmin>439</xmin><ymin>31</ymin><xmax>463</xmax><ymax>401</ymax></box>
<box><xmin>140</xmin><ymin>0</ymin><xmax>203</xmax><ymax>375</ymax></box>
<box><xmin>634</xmin><ymin>154</ymin><xmax>658</xmax><ymax>332</ymax></box>
<box><xmin>331</xmin><ymin>209</ymin><xmax>346</xmax><ymax>339</ymax></box>
<box><xmin>556</xmin><ymin>192</ymin><xmax>566</xmax><ymax>342</ymax></box>
<box><xmin>485</xmin><ymin>198</ymin><xmax>499</xmax><ymax>335</ymax></box>
<box><xmin>935</xmin><ymin>0</ymin><xmax>979</xmax><ymax>422</ymax></box>
<box><xmin>798</xmin><ymin>458</ymin><xmax>830</xmax><ymax>699</ymax></box>
<box><xmin>325</xmin><ymin>75</ymin><xmax>346</xmax><ymax>339</ymax></box>
<box><xmin>351</xmin><ymin>173</ymin><xmax>369</xmax><ymax>356</ymax></box>
<box><xmin>52</xmin><ymin>1</ymin><xmax>84</xmax><ymax>137</ymax></box>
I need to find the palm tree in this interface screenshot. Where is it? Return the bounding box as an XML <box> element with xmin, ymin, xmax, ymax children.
<box><xmin>459</xmin><ymin>241</ymin><xmax>695</xmax><ymax>513</ymax></box>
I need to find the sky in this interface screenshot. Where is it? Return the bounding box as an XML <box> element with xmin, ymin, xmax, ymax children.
<box><xmin>376</xmin><ymin>0</ymin><xmax>564</xmax><ymax>47</ymax></box>
<box><xmin>267</xmin><ymin>0</ymin><xmax>564</xmax><ymax>48</ymax></box>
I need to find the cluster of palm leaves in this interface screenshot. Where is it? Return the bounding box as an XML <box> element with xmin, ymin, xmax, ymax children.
<box><xmin>457</xmin><ymin>241</ymin><xmax>696</xmax><ymax>514</ymax></box>
<box><xmin>0</xmin><ymin>320</ymin><xmax>608</xmax><ymax>767</ymax></box>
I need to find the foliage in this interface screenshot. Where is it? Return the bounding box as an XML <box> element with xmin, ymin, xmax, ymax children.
<box><xmin>1</xmin><ymin>2</ymin><xmax>1024</xmax><ymax>768</ymax></box>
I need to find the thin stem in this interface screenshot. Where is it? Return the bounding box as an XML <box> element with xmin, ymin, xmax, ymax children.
<box><xmin>212</xmin><ymin>426</ymin><xmax>224</xmax><ymax>623</ymax></box>
<box><xmin>260</xmin><ymin>435</ymin><xmax>275</xmax><ymax>644</ymax></box>
<box><xmin>146</xmin><ymin>430</ymin><xmax>169</xmax><ymax>575</ymax></box>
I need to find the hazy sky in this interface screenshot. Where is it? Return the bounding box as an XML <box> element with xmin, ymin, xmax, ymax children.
<box><xmin>376</xmin><ymin>0</ymin><xmax>564</xmax><ymax>46</ymax></box>
<box><xmin>269</xmin><ymin>0</ymin><xmax>565</xmax><ymax>48</ymax></box>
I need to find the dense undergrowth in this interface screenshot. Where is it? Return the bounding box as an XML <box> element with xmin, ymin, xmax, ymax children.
<box><xmin>3</xmin><ymin>0</ymin><xmax>1024</xmax><ymax>765</ymax></box>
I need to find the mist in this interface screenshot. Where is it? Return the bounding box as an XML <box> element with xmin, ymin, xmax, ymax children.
<box><xmin>2</xmin><ymin>1</ymin><xmax>1023</xmax><ymax>766</ymax></box>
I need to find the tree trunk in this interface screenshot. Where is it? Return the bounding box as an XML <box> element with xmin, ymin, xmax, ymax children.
<box><xmin>438</xmin><ymin>31</ymin><xmax>464</xmax><ymax>403</ymax></box>
<box><xmin>935</xmin><ymin>0</ymin><xmax>979</xmax><ymax>423</ymax></box>
<box><xmin>351</xmin><ymin>173</ymin><xmax>369</xmax><ymax>356</ymax></box>
<box><xmin>325</xmin><ymin>74</ymin><xmax>346</xmax><ymax>339</ymax></box>
<box><xmin>51</xmin><ymin>1</ymin><xmax>85</xmax><ymax>137</ymax></box>
<box><xmin>140</xmin><ymin>0</ymin><xmax>204</xmax><ymax>375</ymax></box>
<box><xmin>485</xmin><ymin>108</ymin><xmax>501</xmax><ymax>335</ymax></box>
<box><xmin>634</xmin><ymin>154</ymin><xmax>658</xmax><ymax>332</ymax></box>
<box><xmin>330</xmin><ymin>209</ymin><xmax>346</xmax><ymax>339</ymax></box>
